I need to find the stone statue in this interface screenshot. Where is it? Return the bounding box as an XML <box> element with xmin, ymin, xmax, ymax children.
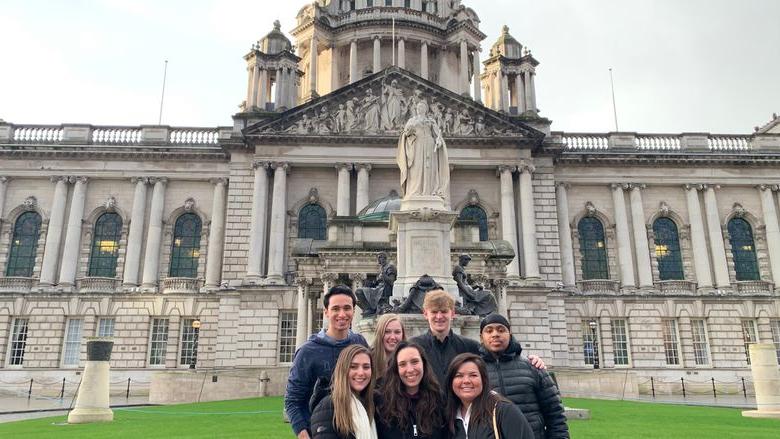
<box><xmin>355</xmin><ymin>252</ymin><xmax>397</xmax><ymax>317</ymax></box>
<box><xmin>393</xmin><ymin>274</ymin><xmax>442</xmax><ymax>314</ymax></box>
<box><xmin>381</xmin><ymin>79</ymin><xmax>406</xmax><ymax>130</ymax></box>
<box><xmin>397</xmin><ymin>101</ymin><xmax>450</xmax><ymax>200</ymax></box>
<box><xmin>361</xmin><ymin>88</ymin><xmax>381</xmax><ymax>132</ymax></box>
<box><xmin>453</xmin><ymin>254</ymin><xmax>497</xmax><ymax>317</ymax></box>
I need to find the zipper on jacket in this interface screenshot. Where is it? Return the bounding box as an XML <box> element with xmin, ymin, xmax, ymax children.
<box><xmin>413</xmin><ymin>424</ymin><xmax>418</xmax><ymax>437</ymax></box>
<box><xmin>493</xmin><ymin>361</ymin><xmax>507</xmax><ymax>396</ymax></box>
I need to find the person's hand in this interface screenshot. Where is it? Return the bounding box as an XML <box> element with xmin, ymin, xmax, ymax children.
<box><xmin>528</xmin><ymin>354</ymin><xmax>546</xmax><ymax>370</ymax></box>
<box><xmin>297</xmin><ymin>430</ymin><xmax>310</xmax><ymax>439</ymax></box>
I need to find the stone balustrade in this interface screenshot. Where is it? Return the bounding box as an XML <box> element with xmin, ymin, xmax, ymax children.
<box><xmin>656</xmin><ymin>280</ymin><xmax>697</xmax><ymax>295</ymax></box>
<box><xmin>0</xmin><ymin>122</ymin><xmax>229</xmax><ymax>147</ymax></box>
<box><xmin>76</xmin><ymin>277</ymin><xmax>121</xmax><ymax>293</ymax></box>
<box><xmin>0</xmin><ymin>277</ymin><xmax>34</xmax><ymax>293</ymax></box>
<box><xmin>735</xmin><ymin>280</ymin><xmax>775</xmax><ymax>295</ymax></box>
<box><xmin>161</xmin><ymin>277</ymin><xmax>203</xmax><ymax>294</ymax></box>
<box><xmin>577</xmin><ymin>279</ymin><xmax>620</xmax><ymax>295</ymax></box>
<box><xmin>560</xmin><ymin>132</ymin><xmax>776</xmax><ymax>152</ymax></box>
<box><xmin>337</xmin><ymin>6</ymin><xmax>446</xmax><ymax>29</ymax></box>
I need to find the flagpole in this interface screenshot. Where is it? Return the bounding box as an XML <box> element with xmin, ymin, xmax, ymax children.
<box><xmin>392</xmin><ymin>18</ymin><xmax>396</xmax><ymax>66</ymax></box>
<box><xmin>158</xmin><ymin>60</ymin><xmax>168</xmax><ymax>125</ymax></box>
<box><xmin>609</xmin><ymin>68</ymin><xmax>619</xmax><ymax>131</ymax></box>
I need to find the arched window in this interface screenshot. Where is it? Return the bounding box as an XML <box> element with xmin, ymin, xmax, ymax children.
<box><xmin>652</xmin><ymin>218</ymin><xmax>684</xmax><ymax>280</ymax></box>
<box><xmin>88</xmin><ymin>213</ymin><xmax>122</xmax><ymax>277</ymax></box>
<box><xmin>728</xmin><ymin>218</ymin><xmax>759</xmax><ymax>281</ymax></box>
<box><xmin>459</xmin><ymin>205</ymin><xmax>488</xmax><ymax>241</ymax></box>
<box><xmin>578</xmin><ymin>217</ymin><xmax>609</xmax><ymax>280</ymax></box>
<box><xmin>298</xmin><ymin>204</ymin><xmax>327</xmax><ymax>240</ymax></box>
<box><xmin>169</xmin><ymin>213</ymin><xmax>202</xmax><ymax>278</ymax></box>
<box><xmin>6</xmin><ymin>212</ymin><xmax>42</xmax><ymax>277</ymax></box>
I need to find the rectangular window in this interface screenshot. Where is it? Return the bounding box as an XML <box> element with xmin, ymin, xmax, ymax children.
<box><xmin>179</xmin><ymin>319</ymin><xmax>199</xmax><ymax>366</ymax></box>
<box><xmin>770</xmin><ymin>320</ymin><xmax>780</xmax><ymax>363</ymax></box>
<box><xmin>611</xmin><ymin>319</ymin><xmax>630</xmax><ymax>366</ymax></box>
<box><xmin>279</xmin><ymin>311</ymin><xmax>297</xmax><ymax>363</ymax></box>
<box><xmin>9</xmin><ymin>318</ymin><xmax>29</xmax><ymax>366</ymax></box>
<box><xmin>149</xmin><ymin>318</ymin><xmax>169</xmax><ymax>366</ymax></box>
<box><xmin>741</xmin><ymin>320</ymin><xmax>759</xmax><ymax>365</ymax></box>
<box><xmin>97</xmin><ymin>318</ymin><xmax>115</xmax><ymax>337</ymax></box>
<box><xmin>690</xmin><ymin>319</ymin><xmax>710</xmax><ymax>366</ymax></box>
<box><xmin>581</xmin><ymin>320</ymin><xmax>598</xmax><ymax>366</ymax></box>
<box><xmin>385</xmin><ymin>0</ymin><xmax>393</xmax><ymax>6</ymax></box>
<box><xmin>62</xmin><ymin>319</ymin><xmax>83</xmax><ymax>366</ymax></box>
<box><xmin>661</xmin><ymin>319</ymin><xmax>680</xmax><ymax>365</ymax></box>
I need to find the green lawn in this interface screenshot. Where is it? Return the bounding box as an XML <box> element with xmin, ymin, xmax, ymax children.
<box><xmin>1</xmin><ymin>396</ymin><xmax>778</xmax><ymax>438</ymax></box>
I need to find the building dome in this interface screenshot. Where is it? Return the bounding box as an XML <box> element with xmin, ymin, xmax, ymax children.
<box><xmin>258</xmin><ymin>20</ymin><xmax>293</xmax><ymax>55</ymax></box>
<box><xmin>490</xmin><ymin>25</ymin><xmax>523</xmax><ymax>59</ymax></box>
<box><xmin>358</xmin><ymin>190</ymin><xmax>401</xmax><ymax>221</ymax></box>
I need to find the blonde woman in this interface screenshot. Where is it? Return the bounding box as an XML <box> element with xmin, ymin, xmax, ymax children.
<box><xmin>310</xmin><ymin>345</ymin><xmax>378</xmax><ymax>439</ymax></box>
<box><xmin>371</xmin><ymin>313</ymin><xmax>406</xmax><ymax>379</ymax></box>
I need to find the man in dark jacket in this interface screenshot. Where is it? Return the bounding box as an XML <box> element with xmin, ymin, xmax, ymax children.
<box><xmin>480</xmin><ymin>314</ymin><xmax>569</xmax><ymax>439</ymax></box>
<box><xmin>285</xmin><ymin>285</ymin><xmax>369</xmax><ymax>439</ymax></box>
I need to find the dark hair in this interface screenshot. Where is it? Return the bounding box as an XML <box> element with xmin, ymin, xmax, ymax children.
<box><xmin>444</xmin><ymin>353</ymin><xmax>505</xmax><ymax>434</ymax></box>
<box><xmin>380</xmin><ymin>341</ymin><xmax>444</xmax><ymax>436</ymax></box>
<box><xmin>323</xmin><ymin>284</ymin><xmax>356</xmax><ymax>308</ymax></box>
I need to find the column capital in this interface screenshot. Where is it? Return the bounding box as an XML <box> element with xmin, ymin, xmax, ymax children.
<box><xmin>271</xmin><ymin>162</ymin><xmax>290</xmax><ymax>172</ymax></box>
<box><xmin>556</xmin><ymin>182</ymin><xmax>570</xmax><ymax>190</ymax></box>
<box><xmin>335</xmin><ymin>163</ymin><xmax>353</xmax><ymax>172</ymax></box>
<box><xmin>130</xmin><ymin>176</ymin><xmax>150</xmax><ymax>185</ymax></box>
<box><xmin>321</xmin><ymin>272</ymin><xmax>339</xmax><ymax>283</ymax></box>
<box><xmin>68</xmin><ymin>176</ymin><xmax>89</xmax><ymax>184</ymax></box>
<box><xmin>517</xmin><ymin>161</ymin><xmax>536</xmax><ymax>174</ymax></box>
<box><xmin>756</xmin><ymin>184</ymin><xmax>780</xmax><ymax>192</ymax></box>
<box><xmin>496</xmin><ymin>164</ymin><xmax>516</xmax><ymax>176</ymax></box>
<box><xmin>50</xmin><ymin>175</ymin><xmax>69</xmax><ymax>183</ymax></box>
<box><xmin>148</xmin><ymin>177</ymin><xmax>169</xmax><ymax>185</ymax></box>
<box><xmin>627</xmin><ymin>183</ymin><xmax>647</xmax><ymax>190</ymax></box>
<box><xmin>373</xmin><ymin>35</ymin><xmax>381</xmax><ymax>41</ymax></box>
<box><xmin>210</xmin><ymin>177</ymin><xmax>229</xmax><ymax>186</ymax></box>
<box><xmin>610</xmin><ymin>182</ymin><xmax>630</xmax><ymax>191</ymax></box>
<box><xmin>684</xmin><ymin>183</ymin><xmax>704</xmax><ymax>191</ymax></box>
<box><xmin>0</xmin><ymin>176</ymin><xmax>8</xmax><ymax>184</ymax></box>
<box><xmin>701</xmin><ymin>183</ymin><xmax>721</xmax><ymax>191</ymax></box>
<box><xmin>355</xmin><ymin>163</ymin><xmax>372</xmax><ymax>172</ymax></box>
<box><xmin>252</xmin><ymin>160</ymin><xmax>271</xmax><ymax>170</ymax></box>
<box><xmin>348</xmin><ymin>272</ymin><xmax>367</xmax><ymax>282</ymax></box>
<box><xmin>294</xmin><ymin>277</ymin><xmax>313</xmax><ymax>287</ymax></box>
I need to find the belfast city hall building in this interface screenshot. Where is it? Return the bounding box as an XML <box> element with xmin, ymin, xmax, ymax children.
<box><xmin>1</xmin><ymin>0</ymin><xmax>779</xmax><ymax>396</ymax></box>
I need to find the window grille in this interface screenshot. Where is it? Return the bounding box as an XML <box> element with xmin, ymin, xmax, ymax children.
<box><xmin>578</xmin><ymin>217</ymin><xmax>609</xmax><ymax>279</ymax></box>
<box><xmin>727</xmin><ymin>218</ymin><xmax>759</xmax><ymax>281</ymax></box>
<box><xmin>149</xmin><ymin>318</ymin><xmax>169</xmax><ymax>366</ymax></box>
<box><xmin>691</xmin><ymin>319</ymin><xmax>710</xmax><ymax>365</ymax></box>
<box><xmin>611</xmin><ymin>319</ymin><xmax>630</xmax><ymax>366</ymax></box>
<box><xmin>278</xmin><ymin>311</ymin><xmax>297</xmax><ymax>363</ymax></box>
<box><xmin>652</xmin><ymin>218</ymin><xmax>684</xmax><ymax>280</ymax></box>
<box><xmin>9</xmin><ymin>318</ymin><xmax>29</xmax><ymax>366</ymax></box>
<box><xmin>6</xmin><ymin>212</ymin><xmax>41</xmax><ymax>277</ymax></box>
<box><xmin>581</xmin><ymin>320</ymin><xmax>598</xmax><ymax>365</ymax></box>
<box><xmin>298</xmin><ymin>204</ymin><xmax>327</xmax><ymax>240</ymax></box>
<box><xmin>661</xmin><ymin>320</ymin><xmax>680</xmax><ymax>365</ymax></box>
<box><xmin>169</xmin><ymin>213</ymin><xmax>202</xmax><ymax>278</ymax></box>
<box><xmin>179</xmin><ymin>319</ymin><xmax>199</xmax><ymax>366</ymax></box>
<box><xmin>88</xmin><ymin>212</ymin><xmax>122</xmax><ymax>277</ymax></box>
<box><xmin>97</xmin><ymin>318</ymin><xmax>115</xmax><ymax>337</ymax></box>
<box><xmin>741</xmin><ymin>320</ymin><xmax>758</xmax><ymax>365</ymax></box>
<box><xmin>62</xmin><ymin>319</ymin><xmax>83</xmax><ymax>366</ymax></box>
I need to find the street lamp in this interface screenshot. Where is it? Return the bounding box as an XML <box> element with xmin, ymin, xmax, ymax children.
<box><xmin>588</xmin><ymin>320</ymin><xmax>600</xmax><ymax>370</ymax></box>
<box><xmin>189</xmin><ymin>319</ymin><xmax>201</xmax><ymax>369</ymax></box>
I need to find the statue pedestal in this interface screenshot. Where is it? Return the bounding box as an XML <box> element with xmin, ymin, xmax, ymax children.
<box><xmin>390</xmin><ymin>207</ymin><xmax>458</xmax><ymax>299</ymax></box>
<box><xmin>356</xmin><ymin>314</ymin><xmax>481</xmax><ymax>346</ymax></box>
<box><xmin>742</xmin><ymin>343</ymin><xmax>780</xmax><ymax>419</ymax></box>
<box><xmin>68</xmin><ymin>338</ymin><xmax>114</xmax><ymax>424</ymax></box>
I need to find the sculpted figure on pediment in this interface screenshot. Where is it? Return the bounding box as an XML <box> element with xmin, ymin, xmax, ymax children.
<box><xmin>474</xmin><ymin>115</ymin><xmax>486</xmax><ymax>135</ymax></box>
<box><xmin>333</xmin><ymin>103</ymin><xmax>346</xmax><ymax>133</ymax></box>
<box><xmin>361</xmin><ymin>88</ymin><xmax>381</xmax><ymax>132</ymax></box>
<box><xmin>380</xmin><ymin>79</ymin><xmax>407</xmax><ymax>131</ymax></box>
<box><xmin>286</xmin><ymin>114</ymin><xmax>312</xmax><ymax>134</ymax></box>
<box><xmin>456</xmin><ymin>109</ymin><xmax>474</xmax><ymax>135</ymax></box>
<box><xmin>313</xmin><ymin>105</ymin><xmax>332</xmax><ymax>134</ymax></box>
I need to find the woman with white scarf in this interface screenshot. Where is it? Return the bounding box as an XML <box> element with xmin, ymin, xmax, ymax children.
<box><xmin>310</xmin><ymin>345</ymin><xmax>378</xmax><ymax>439</ymax></box>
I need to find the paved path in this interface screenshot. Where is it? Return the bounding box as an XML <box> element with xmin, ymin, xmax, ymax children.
<box><xmin>0</xmin><ymin>395</ymin><xmax>149</xmax><ymax>423</ymax></box>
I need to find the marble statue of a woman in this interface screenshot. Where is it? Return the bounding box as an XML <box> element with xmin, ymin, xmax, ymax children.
<box><xmin>396</xmin><ymin>101</ymin><xmax>450</xmax><ymax>201</ymax></box>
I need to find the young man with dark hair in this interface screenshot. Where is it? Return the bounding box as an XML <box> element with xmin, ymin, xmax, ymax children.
<box><xmin>480</xmin><ymin>314</ymin><xmax>569</xmax><ymax>439</ymax></box>
<box><xmin>285</xmin><ymin>285</ymin><xmax>368</xmax><ymax>439</ymax></box>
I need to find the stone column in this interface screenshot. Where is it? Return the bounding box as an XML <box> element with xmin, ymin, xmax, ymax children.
<box><xmin>499</xmin><ymin>72</ymin><xmax>509</xmax><ymax>112</ymax></box>
<box><xmin>123</xmin><ymin>178</ymin><xmax>148</xmax><ymax>287</ymax></box>
<box><xmin>758</xmin><ymin>185</ymin><xmax>780</xmax><ymax>287</ymax></box>
<box><xmin>684</xmin><ymin>184</ymin><xmax>713</xmax><ymax>289</ymax></box>
<box><xmin>330</xmin><ymin>44</ymin><xmax>340</xmax><ymax>92</ymax></box>
<box><xmin>58</xmin><ymin>177</ymin><xmax>89</xmax><ymax>287</ymax></box>
<box><xmin>529</xmin><ymin>71</ymin><xmax>537</xmax><ymax>112</ymax></box>
<box><xmin>629</xmin><ymin>184</ymin><xmax>653</xmax><ymax>288</ymax></box>
<box><xmin>266</xmin><ymin>163</ymin><xmax>289</xmax><ymax>285</ymax></box>
<box><xmin>518</xmin><ymin>163</ymin><xmax>540</xmax><ymax>279</ymax></box>
<box><xmin>515</xmin><ymin>74</ymin><xmax>525</xmax><ymax>113</ymax></box>
<box><xmin>39</xmin><ymin>176</ymin><xmax>70</xmax><ymax>286</ymax></box>
<box><xmin>274</xmin><ymin>68</ymin><xmax>283</xmax><ymax>108</ymax></box>
<box><xmin>0</xmin><ymin>177</ymin><xmax>7</xmax><ymax>222</ymax></box>
<box><xmin>420</xmin><ymin>41</ymin><xmax>429</xmax><ymax>80</ymax></box>
<box><xmin>373</xmin><ymin>37</ymin><xmax>381</xmax><ymax>73</ymax></box>
<box><xmin>288</xmin><ymin>68</ymin><xmax>298</xmax><ymax>109</ymax></box>
<box><xmin>309</xmin><ymin>35</ymin><xmax>318</xmax><ymax>98</ymax></box>
<box><xmin>495</xmin><ymin>279</ymin><xmax>509</xmax><ymax>317</ymax></box>
<box><xmin>295</xmin><ymin>277</ymin><xmax>312</xmax><ymax>348</ymax></box>
<box><xmin>247</xmin><ymin>64</ymin><xmax>257</xmax><ymax>108</ymax></box>
<box><xmin>703</xmin><ymin>185</ymin><xmax>730</xmax><ymax>288</ymax></box>
<box><xmin>472</xmin><ymin>51</ymin><xmax>482</xmax><ymax>103</ymax></box>
<box><xmin>349</xmin><ymin>40</ymin><xmax>358</xmax><ymax>83</ymax></box>
<box><xmin>247</xmin><ymin>162</ymin><xmax>270</xmax><ymax>280</ymax></box>
<box><xmin>245</xmin><ymin>66</ymin><xmax>254</xmax><ymax>109</ymax></box>
<box><xmin>459</xmin><ymin>40</ymin><xmax>469</xmax><ymax>95</ymax></box>
<box><xmin>336</xmin><ymin>163</ymin><xmax>352</xmax><ymax>216</ymax></box>
<box><xmin>257</xmin><ymin>68</ymin><xmax>268</xmax><ymax>110</ymax></box>
<box><xmin>397</xmin><ymin>38</ymin><xmax>405</xmax><ymax>69</ymax></box>
<box><xmin>524</xmin><ymin>70</ymin><xmax>534</xmax><ymax>112</ymax></box>
<box><xmin>321</xmin><ymin>273</ymin><xmax>338</xmax><ymax>331</ymax></box>
<box><xmin>205</xmin><ymin>178</ymin><xmax>228</xmax><ymax>289</ymax></box>
<box><xmin>556</xmin><ymin>183</ymin><xmax>576</xmax><ymax>287</ymax></box>
<box><xmin>611</xmin><ymin>183</ymin><xmax>635</xmax><ymax>287</ymax></box>
<box><xmin>498</xmin><ymin>166</ymin><xmax>519</xmax><ymax>277</ymax></box>
<box><xmin>141</xmin><ymin>178</ymin><xmax>167</xmax><ymax>289</ymax></box>
<box><xmin>355</xmin><ymin>164</ymin><xmax>371</xmax><ymax>214</ymax></box>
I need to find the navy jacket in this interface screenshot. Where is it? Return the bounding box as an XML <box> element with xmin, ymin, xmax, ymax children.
<box><xmin>285</xmin><ymin>330</ymin><xmax>368</xmax><ymax>436</ymax></box>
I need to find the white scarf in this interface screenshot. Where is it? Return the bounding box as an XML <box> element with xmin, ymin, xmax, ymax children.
<box><xmin>349</xmin><ymin>393</ymin><xmax>378</xmax><ymax>439</ymax></box>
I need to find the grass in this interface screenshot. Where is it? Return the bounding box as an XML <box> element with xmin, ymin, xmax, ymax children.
<box><xmin>1</xmin><ymin>396</ymin><xmax>779</xmax><ymax>438</ymax></box>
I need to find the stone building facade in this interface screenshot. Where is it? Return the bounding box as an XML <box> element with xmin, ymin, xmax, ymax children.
<box><xmin>1</xmin><ymin>0</ymin><xmax>779</xmax><ymax>388</ymax></box>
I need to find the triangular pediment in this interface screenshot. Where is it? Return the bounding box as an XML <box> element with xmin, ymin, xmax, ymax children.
<box><xmin>245</xmin><ymin>66</ymin><xmax>544</xmax><ymax>143</ymax></box>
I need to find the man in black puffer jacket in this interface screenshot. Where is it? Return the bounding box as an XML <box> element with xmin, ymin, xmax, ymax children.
<box><xmin>479</xmin><ymin>314</ymin><xmax>569</xmax><ymax>439</ymax></box>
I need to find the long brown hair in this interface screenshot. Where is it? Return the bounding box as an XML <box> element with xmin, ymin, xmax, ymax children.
<box><xmin>380</xmin><ymin>341</ymin><xmax>444</xmax><ymax>436</ymax></box>
<box><xmin>371</xmin><ymin>313</ymin><xmax>406</xmax><ymax>378</ymax></box>
<box><xmin>444</xmin><ymin>353</ymin><xmax>505</xmax><ymax>434</ymax></box>
<box><xmin>331</xmin><ymin>345</ymin><xmax>376</xmax><ymax>437</ymax></box>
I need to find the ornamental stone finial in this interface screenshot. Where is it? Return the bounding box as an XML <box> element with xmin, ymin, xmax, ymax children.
<box><xmin>23</xmin><ymin>196</ymin><xmax>37</xmax><ymax>211</ymax></box>
<box><xmin>183</xmin><ymin>198</ymin><xmax>196</xmax><ymax>211</ymax></box>
<box><xmin>104</xmin><ymin>196</ymin><xmax>117</xmax><ymax>212</ymax></box>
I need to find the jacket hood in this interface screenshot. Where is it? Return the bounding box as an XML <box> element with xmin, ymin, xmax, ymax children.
<box><xmin>480</xmin><ymin>335</ymin><xmax>523</xmax><ymax>363</ymax></box>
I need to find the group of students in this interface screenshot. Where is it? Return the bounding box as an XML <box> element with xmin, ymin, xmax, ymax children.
<box><xmin>285</xmin><ymin>285</ymin><xmax>569</xmax><ymax>439</ymax></box>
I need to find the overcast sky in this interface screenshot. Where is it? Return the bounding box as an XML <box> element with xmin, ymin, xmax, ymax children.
<box><xmin>1</xmin><ymin>0</ymin><xmax>778</xmax><ymax>134</ymax></box>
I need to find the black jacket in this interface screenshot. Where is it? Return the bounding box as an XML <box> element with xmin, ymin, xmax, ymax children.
<box><xmin>480</xmin><ymin>339</ymin><xmax>569</xmax><ymax>439</ymax></box>
<box><xmin>410</xmin><ymin>330</ymin><xmax>480</xmax><ymax>386</ymax></box>
<box><xmin>453</xmin><ymin>400</ymin><xmax>534</xmax><ymax>439</ymax></box>
<box><xmin>375</xmin><ymin>392</ymin><xmax>446</xmax><ymax>439</ymax></box>
<box><xmin>310</xmin><ymin>396</ymin><xmax>355</xmax><ymax>439</ymax></box>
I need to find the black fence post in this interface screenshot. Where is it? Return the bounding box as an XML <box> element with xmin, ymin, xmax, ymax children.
<box><xmin>27</xmin><ymin>378</ymin><xmax>33</xmax><ymax>400</ymax></box>
<box><xmin>741</xmin><ymin>377</ymin><xmax>747</xmax><ymax>399</ymax></box>
<box><xmin>60</xmin><ymin>377</ymin><xmax>65</xmax><ymax>399</ymax></box>
<box><xmin>681</xmin><ymin>377</ymin><xmax>686</xmax><ymax>398</ymax></box>
<box><xmin>651</xmin><ymin>377</ymin><xmax>656</xmax><ymax>399</ymax></box>
<box><xmin>126</xmin><ymin>378</ymin><xmax>131</xmax><ymax>399</ymax></box>
<box><xmin>711</xmin><ymin>377</ymin><xmax>716</xmax><ymax>398</ymax></box>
